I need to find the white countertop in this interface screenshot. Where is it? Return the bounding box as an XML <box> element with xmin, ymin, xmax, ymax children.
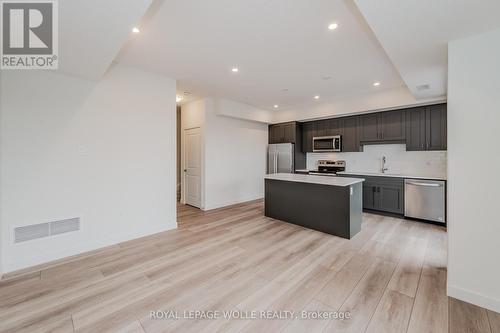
<box><xmin>265</xmin><ymin>173</ymin><xmax>364</xmax><ymax>187</ymax></box>
<box><xmin>337</xmin><ymin>171</ymin><xmax>446</xmax><ymax>181</ymax></box>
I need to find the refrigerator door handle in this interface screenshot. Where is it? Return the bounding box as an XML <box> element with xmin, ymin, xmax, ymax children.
<box><xmin>275</xmin><ymin>151</ymin><xmax>279</xmax><ymax>173</ymax></box>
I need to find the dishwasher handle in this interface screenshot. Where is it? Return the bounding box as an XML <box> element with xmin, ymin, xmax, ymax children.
<box><xmin>406</xmin><ymin>181</ymin><xmax>443</xmax><ymax>187</ymax></box>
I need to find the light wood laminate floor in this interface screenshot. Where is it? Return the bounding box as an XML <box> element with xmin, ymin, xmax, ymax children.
<box><xmin>1</xmin><ymin>200</ymin><xmax>498</xmax><ymax>333</ymax></box>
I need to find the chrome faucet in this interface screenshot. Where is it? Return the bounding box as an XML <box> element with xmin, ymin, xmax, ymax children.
<box><xmin>381</xmin><ymin>156</ymin><xmax>388</xmax><ymax>173</ymax></box>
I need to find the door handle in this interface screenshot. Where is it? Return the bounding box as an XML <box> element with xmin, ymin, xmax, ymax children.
<box><xmin>184</xmin><ymin>169</ymin><xmax>187</xmax><ymax>172</ymax></box>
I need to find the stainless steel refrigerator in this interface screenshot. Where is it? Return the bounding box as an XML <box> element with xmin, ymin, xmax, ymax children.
<box><xmin>268</xmin><ymin>143</ymin><xmax>294</xmax><ymax>174</ymax></box>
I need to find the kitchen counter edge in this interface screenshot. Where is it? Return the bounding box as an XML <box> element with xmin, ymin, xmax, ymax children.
<box><xmin>265</xmin><ymin>173</ymin><xmax>364</xmax><ymax>187</ymax></box>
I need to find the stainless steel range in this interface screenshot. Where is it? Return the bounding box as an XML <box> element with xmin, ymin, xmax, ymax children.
<box><xmin>309</xmin><ymin>160</ymin><xmax>346</xmax><ymax>176</ymax></box>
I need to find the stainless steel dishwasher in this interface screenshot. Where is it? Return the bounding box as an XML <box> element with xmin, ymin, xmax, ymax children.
<box><xmin>404</xmin><ymin>179</ymin><xmax>446</xmax><ymax>224</ymax></box>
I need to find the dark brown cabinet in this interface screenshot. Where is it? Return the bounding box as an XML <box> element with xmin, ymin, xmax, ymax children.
<box><xmin>359</xmin><ymin>110</ymin><xmax>405</xmax><ymax>143</ymax></box>
<box><xmin>302</xmin><ymin>122</ymin><xmax>314</xmax><ymax>152</ymax></box>
<box><xmin>314</xmin><ymin>120</ymin><xmax>328</xmax><ymax>137</ymax></box>
<box><xmin>363</xmin><ymin>182</ymin><xmax>376</xmax><ymax>210</ymax></box>
<box><xmin>405</xmin><ymin>104</ymin><xmax>447</xmax><ymax>151</ymax></box>
<box><xmin>359</xmin><ymin>113</ymin><xmax>380</xmax><ymax>142</ymax></box>
<box><xmin>269</xmin><ymin>122</ymin><xmax>296</xmax><ymax>144</ymax></box>
<box><xmin>326</xmin><ymin>118</ymin><xmax>343</xmax><ymax>136</ymax></box>
<box><xmin>380</xmin><ymin>110</ymin><xmax>406</xmax><ymax>141</ymax></box>
<box><xmin>378</xmin><ymin>183</ymin><xmax>404</xmax><ymax>214</ymax></box>
<box><xmin>405</xmin><ymin>107</ymin><xmax>427</xmax><ymax>150</ymax></box>
<box><xmin>342</xmin><ymin>116</ymin><xmax>360</xmax><ymax>152</ymax></box>
<box><xmin>339</xmin><ymin>174</ymin><xmax>404</xmax><ymax>214</ymax></box>
<box><xmin>274</xmin><ymin>103</ymin><xmax>446</xmax><ymax>153</ymax></box>
<box><xmin>427</xmin><ymin>104</ymin><xmax>447</xmax><ymax>150</ymax></box>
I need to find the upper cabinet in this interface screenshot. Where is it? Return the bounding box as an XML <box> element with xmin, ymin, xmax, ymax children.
<box><xmin>359</xmin><ymin>110</ymin><xmax>405</xmax><ymax>143</ymax></box>
<box><xmin>359</xmin><ymin>113</ymin><xmax>380</xmax><ymax>142</ymax></box>
<box><xmin>272</xmin><ymin>103</ymin><xmax>446</xmax><ymax>152</ymax></box>
<box><xmin>269</xmin><ymin>122</ymin><xmax>296</xmax><ymax>144</ymax></box>
<box><xmin>406</xmin><ymin>104</ymin><xmax>447</xmax><ymax>151</ymax></box>
<box><xmin>302</xmin><ymin>122</ymin><xmax>315</xmax><ymax>152</ymax></box>
<box><xmin>380</xmin><ymin>110</ymin><xmax>406</xmax><ymax>141</ymax></box>
<box><xmin>342</xmin><ymin>116</ymin><xmax>360</xmax><ymax>152</ymax></box>
<box><xmin>405</xmin><ymin>107</ymin><xmax>427</xmax><ymax>150</ymax></box>
<box><xmin>426</xmin><ymin>104</ymin><xmax>447</xmax><ymax>150</ymax></box>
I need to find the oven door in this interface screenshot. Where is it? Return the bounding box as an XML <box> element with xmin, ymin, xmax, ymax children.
<box><xmin>313</xmin><ymin>136</ymin><xmax>341</xmax><ymax>152</ymax></box>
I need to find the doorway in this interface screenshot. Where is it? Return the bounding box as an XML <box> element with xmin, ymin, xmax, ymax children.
<box><xmin>183</xmin><ymin>127</ymin><xmax>202</xmax><ymax>208</ymax></box>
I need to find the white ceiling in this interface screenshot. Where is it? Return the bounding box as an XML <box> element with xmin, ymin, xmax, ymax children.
<box><xmin>58</xmin><ymin>0</ymin><xmax>152</xmax><ymax>80</ymax></box>
<box><xmin>118</xmin><ymin>0</ymin><xmax>406</xmax><ymax>111</ymax></box>
<box><xmin>354</xmin><ymin>0</ymin><xmax>500</xmax><ymax>100</ymax></box>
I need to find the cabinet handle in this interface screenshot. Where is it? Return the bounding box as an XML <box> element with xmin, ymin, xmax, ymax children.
<box><xmin>372</xmin><ymin>187</ymin><xmax>376</xmax><ymax>207</ymax></box>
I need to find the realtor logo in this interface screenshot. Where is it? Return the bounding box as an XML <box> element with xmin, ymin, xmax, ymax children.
<box><xmin>1</xmin><ymin>0</ymin><xmax>58</xmax><ymax>69</ymax></box>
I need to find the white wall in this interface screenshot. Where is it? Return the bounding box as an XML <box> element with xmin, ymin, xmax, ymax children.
<box><xmin>0</xmin><ymin>65</ymin><xmax>177</xmax><ymax>273</ymax></box>
<box><xmin>307</xmin><ymin>144</ymin><xmax>447</xmax><ymax>178</ymax></box>
<box><xmin>447</xmin><ymin>28</ymin><xmax>500</xmax><ymax>312</ymax></box>
<box><xmin>216</xmin><ymin>98</ymin><xmax>273</xmax><ymax>124</ymax></box>
<box><xmin>205</xmin><ymin>100</ymin><xmax>268</xmax><ymax>210</ymax></box>
<box><xmin>273</xmin><ymin>86</ymin><xmax>445</xmax><ymax>123</ymax></box>
<box><xmin>180</xmin><ymin>98</ymin><xmax>268</xmax><ymax>211</ymax></box>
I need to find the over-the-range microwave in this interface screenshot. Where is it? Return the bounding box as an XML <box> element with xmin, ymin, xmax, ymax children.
<box><xmin>312</xmin><ymin>135</ymin><xmax>342</xmax><ymax>152</ymax></box>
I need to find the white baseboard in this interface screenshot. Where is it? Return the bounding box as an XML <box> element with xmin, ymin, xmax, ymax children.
<box><xmin>448</xmin><ymin>284</ymin><xmax>500</xmax><ymax>313</ymax></box>
<box><xmin>203</xmin><ymin>196</ymin><xmax>263</xmax><ymax>211</ymax></box>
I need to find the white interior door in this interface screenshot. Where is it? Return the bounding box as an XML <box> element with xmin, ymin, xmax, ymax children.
<box><xmin>184</xmin><ymin>128</ymin><xmax>201</xmax><ymax>208</ymax></box>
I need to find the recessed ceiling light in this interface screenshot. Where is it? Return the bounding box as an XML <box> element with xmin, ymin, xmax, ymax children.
<box><xmin>314</xmin><ymin>95</ymin><xmax>320</xmax><ymax>100</ymax></box>
<box><xmin>373</xmin><ymin>81</ymin><xmax>381</xmax><ymax>87</ymax></box>
<box><xmin>274</xmin><ymin>105</ymin><xmax>279</xmax><ymax>109</ymax></box>
<box><xmin>328</xmin><ymin>23</ymin><xmax>338</xmax><ymax>30</ymax></box>
<box><xmin>231</xmin><ymin>67</ymin><xmax>239</xmax><ymax>73</ymax></box>
<box><xmin>176</xmin><ymin>95</ymin><xmax>183</xmax><ymax>103</ymax></box>
<box><xmin>132</xmin><ymin>27</ymin><xmax>140</xmax><ymax>34</ymax></box>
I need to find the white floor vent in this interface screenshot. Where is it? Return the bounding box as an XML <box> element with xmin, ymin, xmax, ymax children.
<box><xmin>14</xmin><ymin>218</ymin><xmax>80</xmax><ymax>243</ymax></box>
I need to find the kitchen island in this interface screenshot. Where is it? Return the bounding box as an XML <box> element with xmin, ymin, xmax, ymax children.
<box><xmin>264</xmin><ymin>173</ymin><xmax>364</xmax><ymax>239</ymax></box>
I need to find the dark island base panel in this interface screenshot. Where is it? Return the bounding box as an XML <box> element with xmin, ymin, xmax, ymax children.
<box><xmin>264</xmin><ymin>180</ymin><xmax>362</xmax><ymax>239</ymax></box>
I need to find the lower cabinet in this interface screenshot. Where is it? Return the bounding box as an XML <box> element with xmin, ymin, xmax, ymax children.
<box><xmin>363</xmin><ymin>182</ymin><xmax>377</xmax><ymax>210</ymax></box>
<box><xmin>378</xmin><ymin>183</ymin><xmax>404</xmax><ymax>214</ymax></box>
<box><xmin>340</xmin><ymin>175</ymin><xmax>404</xmax><ymax>214</ymax></box>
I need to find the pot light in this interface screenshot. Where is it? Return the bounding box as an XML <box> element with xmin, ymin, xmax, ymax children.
<box><xmin>176</xmin><ymin>95</ymin><xmax>183</xmax><ymax>103</ymax></box>
<box><xmin>314</xmin><ymin>95</ymin><xmax>320</xmax><ymax>100</ymax></box>
<box><xmin>231</xmin><ymin>67</ymin><xmax>239</xmax><ymax>73</ymax></box>
<box><xmin>373</xmin><ymin>81</ymin><xmax>381</xmax><ymax>87</ymax></box>
<box><xmin>132</xmin><ymin>27</ymin><xmax>140</xmax><ymax>34</ymax></box>
<box><xmin>328</xmin><ymin>23</ymin><xmax>338</xmax><ymax>30</ymax></box>
<box><xmin>274</xmin><ymin>105</ymin><xmax>279</xmax><ymax>109</ymax></box>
